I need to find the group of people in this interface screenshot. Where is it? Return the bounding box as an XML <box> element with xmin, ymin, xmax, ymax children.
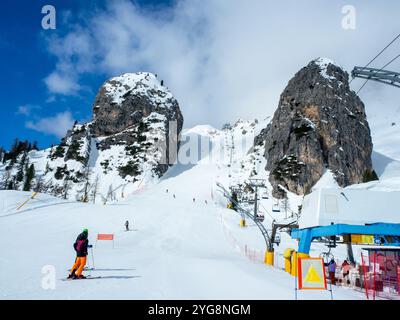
<box><xmin>325</xmin><ymin>258</ymin><xmax>356</xmax><ymax>286</ymax></box>
<box><xmin>166</xmin><ymin>189</ymin><xmax>209</xmax><ymax>205</ymax></box>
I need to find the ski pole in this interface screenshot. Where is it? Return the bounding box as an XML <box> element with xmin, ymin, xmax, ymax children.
<box><xmin>91</xmin><ymin>246</ymin><xmax>95</xmax><ymax>269</ymax></box>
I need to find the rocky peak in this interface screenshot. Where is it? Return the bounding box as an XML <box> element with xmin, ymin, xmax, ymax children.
<box><xmin>92</xmin><ymin>72</ymin><xmax>183</xmax><ymax>138</ymax></box>
<box><xmin>256</xmin><ymin>57</ymin><xmax>374</xmax><ymax>197</ymax></box>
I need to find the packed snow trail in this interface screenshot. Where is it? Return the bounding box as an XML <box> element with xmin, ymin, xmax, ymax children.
<box><xmin>0</xmin><ymin>129</ymin><xmax>364</xmax><ymax>299</ymax></box>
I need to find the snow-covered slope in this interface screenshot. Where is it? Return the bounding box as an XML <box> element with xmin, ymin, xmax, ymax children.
<box><xmin>1</xmin><ymin>99</ymin><xmax>399</xmax><ymax>299</ymax></box>
<box><xmin>0</xmin><ymin>127</ymin><xmax>366</xmax><ymax>300</ymax></box>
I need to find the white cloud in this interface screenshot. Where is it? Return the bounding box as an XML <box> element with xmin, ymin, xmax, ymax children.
<box><xmin>44</xmin><ymin>0</ymin><xmax>400</xmax><ymax>128</ymax></box>
<box><xmin>16</xmin><ymin>104</ymin><xmax>41</xmax><ymax>116</ymax></box>
<box><xmin>26</xmin><ymin>111</ymin><xmax>75</xmax><ymax>138</ymax></box>
<box><xmin>44</xmin><ymin>72</ymin><xmax>80</xmax><ymax>95</ymax></box>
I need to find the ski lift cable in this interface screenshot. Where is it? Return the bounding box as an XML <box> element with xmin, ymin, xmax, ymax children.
<box><xmin>350</xmin><ymin>32</ymin><xmax>400</xmax><ymax>84</ymax></box>
<box><xmin>357</xmin><ymin>53</ymin><xmax>400</xmax><ymax>94</ymax></box>
<box><xmin>259</xmin><ymin>203</ymin><xmax>275</xmax><ymax>221</ymax></box>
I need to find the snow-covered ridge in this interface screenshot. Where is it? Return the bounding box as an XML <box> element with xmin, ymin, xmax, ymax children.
<box><xmin>103</xmin><ymin>72</ymin><xmax>174</xmax><ymax>106</ymax></box>
<box><xmin>183</xmin><ymin>125</ymin><xmax>220</xmax><ymax>137</ymax></box>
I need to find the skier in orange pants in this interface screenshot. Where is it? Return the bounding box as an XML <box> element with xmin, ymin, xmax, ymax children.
<box><xmin>71</xmin><ymin>257</ymin><xmax>87</xmax><ymax>278</ymax></box>
<box><xmin>68</xmin><ymin>229</ymin><xmax>90</xmax><ymax>279</ymax></box>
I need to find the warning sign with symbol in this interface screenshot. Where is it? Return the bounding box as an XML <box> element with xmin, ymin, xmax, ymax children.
<box><xmin>298</xmin><ymin>258</ymin><xmax>327</xmax><ymax>290</ymax></box>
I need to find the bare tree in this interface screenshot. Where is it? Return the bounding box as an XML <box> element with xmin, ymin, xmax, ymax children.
<box><xmin>1</xmin><ymin>169</ymin><xmax>12</xmax><ymax>189</ymax></box>
<box><xmin>81</xmin><ymin>166</ymin><xmax>92</xmax><ymax>203</ymax></box>
<box><xmin>91</xmin><ymin>175</ymin><xmax>100</xmax><ymax>204</ymax></box>
<box><xmin>63</xmin><ymin>179</ymin><xmax>71</xmax><ymax>200</ymax></box>
<box><xmin>107</xmin><ymin>185</ymin><xmax>115</xmax><ymax>202</ymax></box>
<box><xmin>282</xmin><ymin>196</ymin><xmax>290</xmax><ymax>219</ymax></box>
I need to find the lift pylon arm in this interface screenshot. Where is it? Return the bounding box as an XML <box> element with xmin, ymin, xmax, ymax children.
<box><xmin>351</xmin><ymin>66</ymin><xmax>400</xmax><ymax>88</ymax></box>
<box><xmin>216</xmin><ymin>182</ymin><xmax>273</xmax><ymax>251</ymax></box>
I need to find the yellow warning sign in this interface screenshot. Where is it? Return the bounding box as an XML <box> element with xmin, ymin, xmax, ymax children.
<box><xmin>298</xmin><ymin>258</ymin><xmax>327</xmax><ymax>290</ymax></box>
<box><xmin>304</xmin><ymin>265</ymin><xmax>323</xmax><ymax>284</ymax></box>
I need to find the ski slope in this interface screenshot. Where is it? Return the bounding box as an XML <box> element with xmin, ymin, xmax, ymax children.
<box><xmin>0</xmin><ymin>127</ymin><xmax>366</xmax><ymax>300</ymax></box>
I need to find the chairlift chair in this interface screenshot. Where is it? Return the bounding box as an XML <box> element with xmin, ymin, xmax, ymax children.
<box><xmin>272</xmin><ymin>203</ymin><xmax>281</xmax><ymax>213</ymax></box>
<box><xmin>255</xmin><ymin>213</ymin><xmax>265</xmax><ymax>222</ymax></box>
<box><xmin>274</xmin><ymin>233</ymin><xmax>281</xmax><ymax>245</ymax></box>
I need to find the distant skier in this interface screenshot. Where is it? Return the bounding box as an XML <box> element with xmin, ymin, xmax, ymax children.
<box><xmin>325</xmin><ymin>258</ymin><xmax>337</xmax><ymax>285</ymax></box>
<box><xmin>125</xmin><ymin>220</ymin><xmax>130</xmax><ymax>231</ymax></box>
<box><xmin>193</xmin><ymin>198</ymin><xmax>196</xmax><ymax>203</ymax></box>
<box><xmin>166</xmin><ymin>189</ymin><xmax>169</xmax><ymax>193</ymax></box>
<box><xmin>173</xmin><ymin>194</ymin><xmax>176</xmax><ymax>199</ymax></box>
<box><xmin>68</xmin><ymin>228</ymin><xmax>91</xmax><ymax>279</ymax></box>
<box><xmin>341</xmin><ymin>260</ymin><xmax>350</xmax><ymax>285</ymax></box>
<box><xmin>205</xmin><ymin>200</ymin><xmax>208</xmax><ymax>205</ymax></box>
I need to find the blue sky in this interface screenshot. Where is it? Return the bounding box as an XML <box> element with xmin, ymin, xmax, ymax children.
<box><xmin>1</xmin><ymin>0</ymin><xmax>400</xmax><ymax>150</ymax></box>
<box><xmin>0</xmin><ymin>0</ymin><xmax>173</xmax><ymax>149</ymax></box>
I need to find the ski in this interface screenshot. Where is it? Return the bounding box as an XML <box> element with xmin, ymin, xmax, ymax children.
<box><xmin>67</xmin><ymin>267</ymin><xmax>95</xmax><ymax>271</ymax></box>
<box><xmin>61</xmin><ymin>276</ymin><xmax>102</xmax><ymax>281</ymax></box>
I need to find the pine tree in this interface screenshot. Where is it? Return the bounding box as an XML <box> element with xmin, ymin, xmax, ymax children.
<box><xmin>23</xmin><ymin>164</ymin><xmax>35</xmax><ymax>191</ymax></box>
<box><xmin>16</xmin><ymin>153</ymin><xmax>27</xmax><ymax>183</ymax></box>
<box><xmin>35</xmin><ymin>175</ymin><xmax>44</xmax><ymax>193</ymax></box>
<box><xmin>54</xmin><ymin>164</ymin><xmax>68</xmax><ymax>180</ymax></box>
<box><xmin>32</xmin><ymin>141</ymin><xmax>39</xmax><ymax>151</ymax></box>
<box><xmin>7</xmin><ymin>179</ymin><xmax>14</xmax><ymax>190</ymax></box>
<box><xmin>52</xmin><ymin>144</ymin><xmax>65</xmax><ymax>159</ymax></box>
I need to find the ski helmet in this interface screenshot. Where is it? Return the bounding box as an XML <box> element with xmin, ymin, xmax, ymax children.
<box><xmin>83</xmin><ymin>228</ymin><xmax>89</xmax><ymax>234</ymax></box>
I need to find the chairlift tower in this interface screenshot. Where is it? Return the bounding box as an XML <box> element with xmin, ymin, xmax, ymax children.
<box><xmin>248</xmin><ymin>178</ymin><xmax>267</xmax><ymax>220</ymax></box>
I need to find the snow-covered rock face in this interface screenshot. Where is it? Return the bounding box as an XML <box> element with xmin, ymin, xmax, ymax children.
<box><xmin>256</xmin><ymin>58</ymin><xmax>374</xmax><ymax>197</ymax></box>
<box><xmin>0</xmin><ymin>72</ymin><xmax>184</xmax><ymax>201</ymax></box>
<box><xmin>313</xmin><ymin>57</ymin><xmax>344</xmax><ymax>82</ymax></box>
<box><xmin>92</xmin><ymin>72</ymin><xmax>183</xmax><ymax>137</ymax></box>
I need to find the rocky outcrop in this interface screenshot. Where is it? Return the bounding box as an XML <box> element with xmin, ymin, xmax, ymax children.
<box><xmin>256</xmin><ymin>58</ymin><xmax>374</xmax><ymax>197</ymax></box>
<box><xmin>91</xmin><ymin>72</ymin><xmax>183</xmax><ymax>138</ymax></box>
<box><xmin>91</xmin><ymin>73</ymin><xmax>183</xmax><ymax>170</ymax></box>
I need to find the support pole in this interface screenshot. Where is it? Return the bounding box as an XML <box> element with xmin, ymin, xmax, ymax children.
<box><xmin>291</xmin><ymin>251</ymin><xmax>298</xmax><ymax>276</ymax></box>
<box><xmin>284</xmin><ymin>248</ymin><xmax>295</xmax><ymax>274</ymax></box>
<box><xmin>265</xmin><ymin>250</ymin><xmax>274</xmax><ymax>266</ymax></box>
<box><xmin>298</xmin><ymin>229</ymin><xmax>313</xmax><ymax>256</ymax></box>
<box><xmin>90</xmin><ymin>247</ymin><xmax>95</xmax><ymax>269</ymax></box>
<box><xmin>346</xmin><ymin>242</ymin><xmax>355</xmax><ymax>265</ymax></box>
<box><xmin>254</xmin><ymin>185</ymin><xmax>258</xmax><ymax>219</ymax></box>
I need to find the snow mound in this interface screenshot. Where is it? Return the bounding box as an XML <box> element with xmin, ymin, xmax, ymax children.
<box><xmin>311</xmin><ymin>170</ymin><xmax>339</xmax><ymax>191</ymax></box>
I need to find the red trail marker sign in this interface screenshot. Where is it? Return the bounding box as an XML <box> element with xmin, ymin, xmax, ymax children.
<box><xmin>96</xmin><ymin>233</ymin><xmax>115</xmax><ymax>248</ymax></box>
